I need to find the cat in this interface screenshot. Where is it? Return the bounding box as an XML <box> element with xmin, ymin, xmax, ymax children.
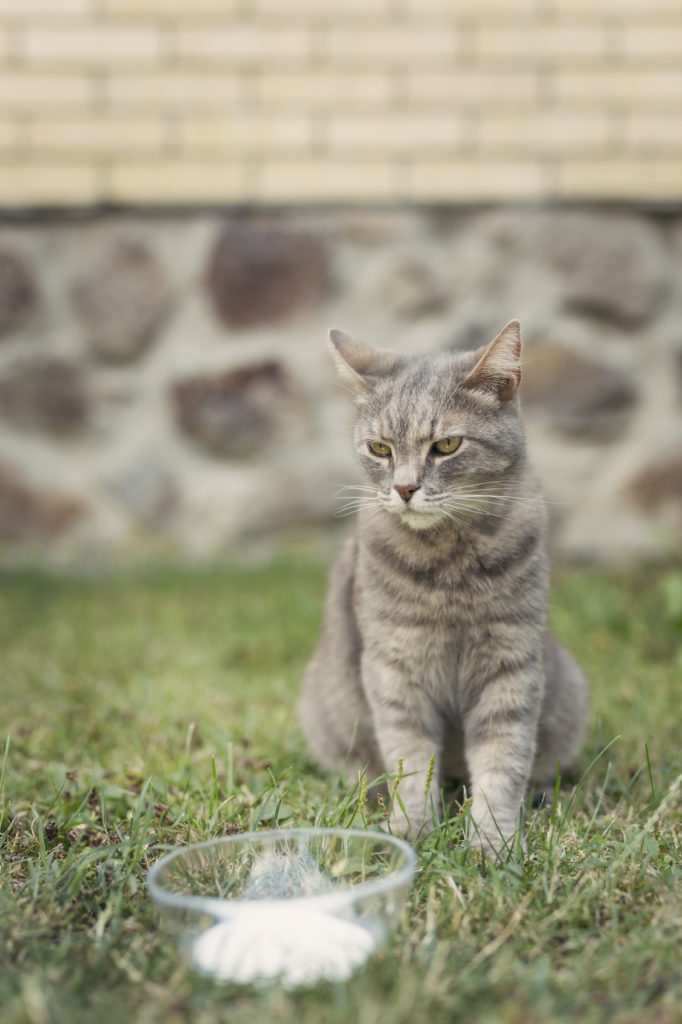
<box><xmin>298</xmin><ymin>320</ymin><xmax>588</xmax><ymax>855</ymax></box>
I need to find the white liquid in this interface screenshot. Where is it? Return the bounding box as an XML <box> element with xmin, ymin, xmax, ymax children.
<box><xmin>191</xmin><ymin>904</ymin><xmax>378</xmax><ymax>987</ymax></box>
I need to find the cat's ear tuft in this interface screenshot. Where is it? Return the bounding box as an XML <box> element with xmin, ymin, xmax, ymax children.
<box><xmin>328</xmin><ymin>329</ymin><xmax>402</xmax><ymax>395</ymax></box>
<box><xmin>464</xmin><ymin>320</ymin><xmax>522</xmax><ymax>402</ymax></box>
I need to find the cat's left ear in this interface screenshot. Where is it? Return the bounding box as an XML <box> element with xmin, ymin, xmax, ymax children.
<box><xmin>464</xmin><ymin>320</ymin><xmax>522</xmax><ymax>402</ymax></box>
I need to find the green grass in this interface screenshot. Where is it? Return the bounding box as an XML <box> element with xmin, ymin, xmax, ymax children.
<box><xmin>1</xmin><ymin>553</ymin><xmax>681</xmax><ymax>1024</ymax></box>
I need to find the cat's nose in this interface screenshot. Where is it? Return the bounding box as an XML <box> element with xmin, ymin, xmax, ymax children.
<box><xmin>394</xmin><ymin>483</ymin><xmax>420</xmax><ymax>503</ymax></box>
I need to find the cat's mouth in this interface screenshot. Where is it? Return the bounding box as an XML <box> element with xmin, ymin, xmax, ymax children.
<box><xmin>388</xmin><ymin>498</ymin><xmax>446</xmax><ymax>531</ymax></box>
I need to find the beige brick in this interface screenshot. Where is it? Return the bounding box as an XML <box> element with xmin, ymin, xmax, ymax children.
<box><xmin>104</xmin><ymin>0</ymin><xmax>241</xmax><ymax>14</ymax></box>
<box><xmin>0</xmin><ymin>0</ymin><xmax>91</xmax><ymax>15</ymax></box>
<box><xmin>22</xmin><ymin>25</ymin><xmax>161</xmax><ymax>64</ymax></box>
<box><xmin>105</xmin><ymin>73</ymin><xmax>242</xmax><ymax>108</ymax></box>
<box><xmin>555</xmin><ymin>70</ymin><xmax>682</xmax><ymax>107</ymax></box>
<box><xmin>258</xmin><ymin>159</ymin><xmax>396</xmax><ymax>201</ymax></box>
<box><xmin>405</xmin><ymin>0</ymin><xmax>536</xmax><ymax>9</ymax></box>
<box><xmin>257</xmin><ymin>72</ymin><xmax>392</xmax><ymax>107</ymax></box>
<box><xmin>323</xmin><ymin>27</ymin><xmax>457</xmax><ymax>63</ymax></box>
<box><xmin>477</xmin><ymin>112</ymin><xmax>610</xmax><ymax>153</ymax></box>
<box><xmin>175</xmin><ymin>27</ymin><xmax>309</xmax><ymax>63</ymax></box>
<box><xmin>28</xmin><ymin>117</ymin><xmax>166</xmax><ymax>153</ymax></box>
<box><xmin>326</xmin><ymin>114</ymin><xmax>463</xmax><ymax>152</ymax></box>
<box><xmin>255</xmin><ymin>0</ymin><xmax>391</xmax><ymax>12</ymax></box>
<box><xmin>0</xmin><ymin>162</ymin><xmax>100</xmax><ymax>204</ymax></box>
<box><xmin>620</xmin><ymin>25</ymin><xmax>682</xmax><ymax>59</ymax></box>
<box><xmin>477</xmin><ymin>25</ymin><xmax>606</xmax><ymax>62</ymax></box>
<box><xmin>108</xmin><ymin>161</ymin><xmax>248</xmax><ymax>202</ymax></box>
<box><xmin>179</xmin><ymin>115</ymin><xmax>312</xmax><ymax>151</ymax></box>
<box><xmin>555</xmin><ymin>159</ymin><xmax>682</xmax><ymax>200</ymax></box>
<box><xmin>624</xmin><ymin>115</ymin><xmax>682</xmax><ymax>151</ymax></box>
<box><xmin>409</xmin><ymin>160</ymin><xmax>547</xmax><ymax>200</ymax></box>
<box><xmin>405</xmin><ymin>70</ymin><xmax>538</xmax><ymax>105</ymax></box>
<box><xmin>0</xmin><ymin>122</ymin><xmax>18</xmax><ymax>151</ymax></box>
<box><xmin>0</xmin><ymin>73</ymin><xmax>92</xmax><ymax>107</ymax></box>
<box><xmin>551</xmin><ymin>0</ymin><xmax>681</xmax><ymax>12</ymax></box>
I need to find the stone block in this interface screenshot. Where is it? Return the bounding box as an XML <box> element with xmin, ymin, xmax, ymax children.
<box><xmin>522</xmin><ymin>344</ymin><xmax>638</xmax><ymax>438</ymax></box>
<box><xmin>0</xmin><ymin>459</ymin><xmax>85</xmax><ymax>542</ymax></box>
<box><xmin>206</xmin><ymin>219</ymin><xmax>330</xmax><ymax>328</ymax></box>
<box><xmin>70</xmin><ymin>239</ymin><xmax>172</xmax><ymax>363</ymax></box>
<box><xmin>625</xmin><ymin>456</ymin><xmax>682</xmax><ymax>517</ymax></box>
<box><xmin>171</xmin><ymin>360</ymin><xmax>297</xmax><ymax>458</ymax></box>
<box><xmin>367</xmin><ymin>254</ymin><xmax>448</xmax><ymax>320</ymax></box>
<box><xmin>0</xmin><ymin>357</ymin><xmax>88</xmax><ymax>434</ymax></box>
<box><xmin>542</xmin><ymin>211</ymin><xmax>669</xmax><ymax>326</ymax></box>
<box><xmin>108</xmin><ymin>455</ymin><xmax>178</xmax><ymax>526</ymax></box>
<box><xmin>0</xmin><ymin>246</ymin><xmax>39</xmax><ymax>339</ymax></box>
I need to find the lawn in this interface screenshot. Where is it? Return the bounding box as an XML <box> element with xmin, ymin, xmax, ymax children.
<box><xmin>1</xmin><ymin>551</ymin><xmax>680</xmax><ymax>1024</ymax></box>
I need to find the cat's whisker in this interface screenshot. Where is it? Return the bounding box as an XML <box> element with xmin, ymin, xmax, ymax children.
<box><xmin>440</xmin><ymin>479</ymin><xmax>544</xmax><ymax>498</ymax></box>
<box><xmin>333</xmin><ymin>483</ymin><xmax>380</xmax><ymax>494</ymax></box>
<box><xmin>434</xmin><ymin>491</ymin><xmax>548</xmax><ymax>510</ymax></box>
<box><xmin>335</xmin><ymin>499</ymin><xmax>382</xmax><ymax>512</ymax></box>
<box><xmin>438</xmin><ymin>501</ymin><xmax>515</xmax><ymax>522</ymax></box>
<box><xmin>335</xmin><ymin>507</ymin><xmax>375</xmax><ymax>518</ymax></box>
<box><xmin>429</xmin><ymin>503</ymin><xmax>474</xmax><ymax>529</ymax></box>
<box><xmin>334</xmin><ymin>496</ymin><xmax>385</xmax><ymax>517</ymax></box>
<box><xmin>441</xmin><ymin>481</ymin><xmax>569</xmax><ymax>506</ymax></box>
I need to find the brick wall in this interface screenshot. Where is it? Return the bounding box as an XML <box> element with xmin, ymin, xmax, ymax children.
<box><xmin>0</xmin><ymin>0</ymin><xmax>681</xmax><ymax>206</ymax></box>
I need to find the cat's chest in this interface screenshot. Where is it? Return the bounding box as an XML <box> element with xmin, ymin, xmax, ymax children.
<box><xmin>355</xmin><ymin>532</ymin><xmax>480</xmax><ymax>629</ymax></box>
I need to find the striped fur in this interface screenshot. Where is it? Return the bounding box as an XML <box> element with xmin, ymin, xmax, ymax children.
<box><xmin>298</xmin><ymin>322</ymin><xmax>588</xmax><ymax>854</ymax></box>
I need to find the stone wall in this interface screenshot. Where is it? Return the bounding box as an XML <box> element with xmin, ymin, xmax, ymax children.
<box><xmin>0</xmin><ymin>205</ymin><xmax>680</xmax><ymax>563</ymax></box>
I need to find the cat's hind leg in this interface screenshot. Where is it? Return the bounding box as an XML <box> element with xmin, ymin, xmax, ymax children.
<box><xmin>297</xmin><ymin>539</ymin><xmax>381</xmax><ymax>781</ymax></box>
<box><xmin>533</xmin><ymin>634</ymin><xmax>588</xmax><ymax>790</ymax></box>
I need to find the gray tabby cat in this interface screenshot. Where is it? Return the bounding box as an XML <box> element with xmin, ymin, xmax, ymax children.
<box><xmin>298</xmin><ymin>321</ymin><xmax>588</xmax><ymax>854</ymax></box>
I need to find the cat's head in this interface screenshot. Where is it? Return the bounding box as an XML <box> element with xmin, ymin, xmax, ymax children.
<box><xmin>330</xmin><ymin>322</ymin><xmax>527</xmax><ymax>532</ymax></box>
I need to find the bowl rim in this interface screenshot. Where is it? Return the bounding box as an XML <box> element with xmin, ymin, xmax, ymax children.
<box><xmin>146</xmin><ymin>826</ymin><xmax>417</xmax><ymax>920</ymax></box>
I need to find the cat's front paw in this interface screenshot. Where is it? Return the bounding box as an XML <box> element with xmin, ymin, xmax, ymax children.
<box><xmin>468</xmin><ymin>805</ymin><xmax>519</xmax><ymax>860</ymax></box>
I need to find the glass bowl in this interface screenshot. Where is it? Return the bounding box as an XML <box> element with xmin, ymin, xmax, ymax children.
<box><xmin>147</xmin><ymin>826</ymin><xmax>416</xmax><ymax>987</ymax></box>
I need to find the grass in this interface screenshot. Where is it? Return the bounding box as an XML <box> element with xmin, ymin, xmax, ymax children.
<box><xmin>1</xmin><ymin>550</ymin><xmax>681</xmax><ymax>1024</ymax></box>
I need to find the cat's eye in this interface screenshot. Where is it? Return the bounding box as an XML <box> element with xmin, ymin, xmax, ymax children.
<box><xmin>432</xmin><ymin>436</ymin><xmax>462</xmax><ymax>455</ymax></box>
<box><xmin>368</xmin><ymin>441</ymin><xmax>392</xmax><ymax>457</ymax></box>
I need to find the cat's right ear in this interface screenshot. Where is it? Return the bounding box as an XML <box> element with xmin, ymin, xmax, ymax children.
<box><xmin>328</xmin><ymin>329</ymin><xmax>402</xmax><ymax>396</ymax></box>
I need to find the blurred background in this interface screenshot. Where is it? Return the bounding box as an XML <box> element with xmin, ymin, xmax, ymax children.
<box><xmin>0</xmin><ymin>0</ymin><xmax>680</xmax><ymax>564</ymax></box>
